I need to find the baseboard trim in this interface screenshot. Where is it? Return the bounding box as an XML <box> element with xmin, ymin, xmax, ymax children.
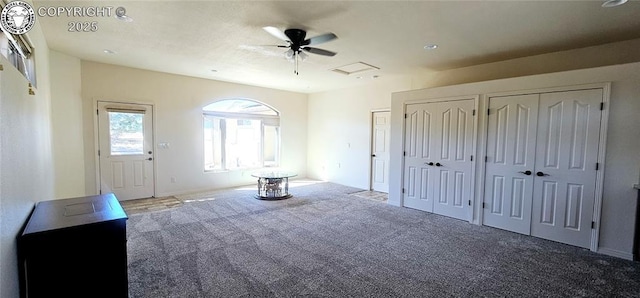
<box><xmin>597</xmin><ymin>247</ymin><xmax>634</xmax><ymax>261</ymax></box>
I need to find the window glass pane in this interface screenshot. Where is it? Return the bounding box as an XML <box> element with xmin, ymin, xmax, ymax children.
<box><xmin>109</xmin><ymin>112</ymin><xmax>144</xmax><ymax>155</ymax></box>
<box><xmin>203</xmin><ymin>99</ymin><xmax>278</xmax><ymax>116</ymax></box>
<box><xmin>202</xmin><ymin>98</ymin><xmax>280</xmax><ymax>171</ymax></box>
<box><xmin>225</xmin><ymin>119</ymin><xmax>261</xmax><ymax>169</ymax></box>
<box><xmin>264</xmin><ymin>125</ymin><xmax>279</xmax><ymax>167</ymax></box>
<box><xmin>204</xmin><ymin>117</ymin><xmax>222</xmax><ymax>171</ymax></box>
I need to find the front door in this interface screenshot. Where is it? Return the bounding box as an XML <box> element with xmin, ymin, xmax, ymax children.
<box><xmin>403</xmin><ymin>99</ymin><xmax>475</xmax><ymax>220</ymax></box>
<box><xmin>98</xmin><ymin>102</ymin><xmax>154</xmax><ymax>200</ymax></box>
<box><xmin>371</xmin><ymin>111</ymin><xmax>390</xmax><ymax>192</ymax></box>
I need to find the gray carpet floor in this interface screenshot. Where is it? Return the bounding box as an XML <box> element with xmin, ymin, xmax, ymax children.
<box><xmin>126</xmin><ymin>181</ymin><xmax>640</xmax><ymax>297</ymax></box>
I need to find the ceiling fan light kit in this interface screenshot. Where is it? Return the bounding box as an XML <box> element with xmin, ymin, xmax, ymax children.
<box><xmin>262</xmin><ymin>26</ymin><xmax>338</xmax><ymax>75</ymax></box>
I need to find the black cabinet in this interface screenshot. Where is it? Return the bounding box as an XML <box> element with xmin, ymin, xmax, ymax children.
<box><xmin>18</xmin><ymin>193</ymin><xmax>128</xmax><ymax>298</ymax></box>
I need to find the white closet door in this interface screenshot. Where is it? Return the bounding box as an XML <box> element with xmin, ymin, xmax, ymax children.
<box><xmin>403</xmin><ymin>99</ymin><xmax>474</xmax><ymax>221</ymax></box>
<box><xmin>432</xmin><ymin>100</ymin><xmax>475</xmax><ymax>220</ymax></box>
<box><xmin>531</xmin><ymin>89</ymin><xmax>602</xmax><ymax>248</ymax></box>
<box><xmin>403</xmin><ymin>103</ymin><xmax>437</xmax><ymax>212</ymax></box>
<box><xmin>483</xmin><ymin>94</ymin><xmax>539</xmax><ymax>234</ymax></box>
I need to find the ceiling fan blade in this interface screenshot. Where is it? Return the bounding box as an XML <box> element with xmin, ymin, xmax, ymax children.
<box><xmin>263</xmin><ymin>26</ymin><xmax>290</xmax><ymax>42</ymax></box>
<box><xmin>303</xmin><ymin>47</ymin><xmax>337</xmax><ymax>57</ymax></box>
<box><xmin>303</xmin><ymin>33</ymin><xmax>337</xmax><ymax>46</ymax></box>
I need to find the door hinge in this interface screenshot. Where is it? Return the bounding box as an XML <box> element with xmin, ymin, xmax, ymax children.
<box><xmin>402</xmin><ymin>188</ymin><xmax>405</xmax><ymax>194</ymax></box>
<box><xmin>472</xmin><ymin>109</ymin><xmax>476</xmax><ymax>116</ymax></box>
<box><xmin>485</xmin><ymin>156</ymin><xmax>488</xmax><ymax>162</ymax></box>
<box><xmin>96</xmin><ymin>109</ymin><xmax>99</xmax><ymax>115</ymax></box>
<box><xmin>482</xmin><ymin>202</ymin><xmax>486</xmax><ymax>209</ymax></box>
<box><xmin>403</xmin><ymin>151</ymin><xmax>406</xmax><ymax>156</ymax></box>
<box><xmin>487</xmin><ymin>109</ymin><xmax>491</xmax><ymax>115</ymax></box>
<box><xmin>98</xmin><ymin>150</ymin><xmax>100</xmax><ymax>156</ymax></box>
<box><xmin>468</xmin><ymin>200</ymin><xmax>471</xmax><ymax>206</ymax></box>
<box><xmin>404</xmin><ymin>113</ymin><xmax>407</xmax><ymax>119</ymax></box>
<box><xmin>595</xmin><ymin>162</ymin><xmax>599</xmax><ymax>171</ymax></box>
<box><xmin>470</xmin><ymin>155</ymin><xmax>473</xmax><ymax>161</ymax></box>
<box><xmin>591</xmin><ymin>221</ymin><xmax>595</xmax><ymax>229</ymax></box>
<box><xmin>600</xmin><ymin>102</ymin><xmax>604</xmax><ymax>110</ymax></box>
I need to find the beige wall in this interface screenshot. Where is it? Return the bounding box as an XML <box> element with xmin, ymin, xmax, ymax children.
<box><xmin>80</xmin><ymin>62</ymin><xmax>308</xmax><ymax>197</ymax></box>
<box><xmin>418</xmin><ymin>38</ymin><xmax>640</xmax><ymax>89</ymax></box>
<box><xmin>0</xmin><ymin>23</ymin><xmax>53</xmax><ymax>298</ymax></box>
<box><xmin>50</xmin><ymin>51</ymin><xmax>85</xmax><ymax>199</ymax></box>
<box><xmin>307</xmin><ymin>77</ymin><xmax>412</xmax><ymax>188</ymax></box>
<box><xmin>308</xmin><ymin>39</ymin><xmax>640</xmax><ymax>190</ymax></box>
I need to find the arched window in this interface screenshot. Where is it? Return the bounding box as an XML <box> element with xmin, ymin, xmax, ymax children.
<box><xmin>203</xmin><ymin>99</ymin><xmax>280</xmax><ymax>171</ymax></box>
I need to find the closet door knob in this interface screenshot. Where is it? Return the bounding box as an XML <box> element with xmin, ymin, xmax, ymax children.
<box><xmin>518</xmin><ymin>170</ymin><xmax>532</xmax><ymax>176</ymax></box>
<box><xmin>435</xmin><ymin>163</ymin><xmax>443</xmax><ymax>167</ymax></box>
<box><xmin>536</xmin><ymin>171</ymin><xmax>549</xmax><ymax>177</ymax></box>
<box><xmin>426</xmin><ymin>162</ymin><xmax>434</xmax><ymax>166</ymax></box>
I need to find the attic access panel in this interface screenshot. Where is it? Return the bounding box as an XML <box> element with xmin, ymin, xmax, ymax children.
<box><xmin>331</xmin><ymin>62</ymin><xmax>380</xmax><ymax>75</ymax></box>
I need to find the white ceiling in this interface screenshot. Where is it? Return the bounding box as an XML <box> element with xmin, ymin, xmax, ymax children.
<box><xmin>34</xmin><ymin>0</ymin><xmax>640</xmax><ymax>93</ymax></box>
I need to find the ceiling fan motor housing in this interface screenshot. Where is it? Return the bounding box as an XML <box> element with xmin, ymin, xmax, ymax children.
<box><xmin>284</xmin><ymin>29</ymin><xmax>307</xmax><ymax>51</ymax></box>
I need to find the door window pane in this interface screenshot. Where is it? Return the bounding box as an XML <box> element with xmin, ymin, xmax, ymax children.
<box><xmin>109</xmin><ymin>111</ymin><xmax>144</xmax><ymax>155</ymax></box>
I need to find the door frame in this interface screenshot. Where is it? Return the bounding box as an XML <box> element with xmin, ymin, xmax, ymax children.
<box><xmin>400</xmin><ymin>95</ymin><xmax>480</xmax><ymax>223</ymax></box>
<box><xmin>369</xmin><ymin>109</ymin><xmax>390</xmax><ymax>191</ymax></box>
<box><xmin>477</xmin><ymin>82</ymin><xmax>611</xmax><ymax>252</ymax></box>
<box><xmin>93</xmin><ymin>99</ymin><xmax>157</xmax><ymax>198</ymax></box>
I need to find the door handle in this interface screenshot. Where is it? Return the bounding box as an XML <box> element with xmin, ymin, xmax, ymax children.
<box><xmin>536</xmin><ymin>171</ymin><xmax>549</xmax><ymax>177</ymax></box>
<box><xmin>435</xmin><ymin>163</ymin><xmax>443</xmax><ymax>167</ymax></box>
<box><xmin>147</xmin><ymin>157</ymin><xmax>153</xmax><ymax>161</ymax></box>
<box><xmin>372</xmin><ymin>154</ymin><xmax>376</xmax><ymax>157</ymax></box>
<box><xmin>425</xmin><ymin>162</ymin><xmax>434</xmax><ymax>166</ymax></box>
<box><xmin>518</xmin><ymin>170</ymin><xmax>532</xmax><ymax>176</ymax></box>
<box><xmin>148</xmin><ymin>151</ymin><xmax>153</xmax><ymax>154</ymax></box>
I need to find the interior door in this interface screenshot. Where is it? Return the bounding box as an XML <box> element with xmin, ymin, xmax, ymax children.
<box><xmin>483</xmin><ymin>94</ymin><xmax>539</xmax><ymax>234</ymax></box>
<box><xmin>431</xmin><ymin>100</ymin><xmax>475</xmax><ymax>220</ymax></box>
<box><xmin>530</xmin><ymin>89</ymin><xmax>602</xmax><ymax>248</ymax></box>
<box><xmin>403</xmin><ymin>103</ymin><xmax>436</xmax><ymax>212</ymax></box>
<box><xmin>371</xmin><ymin>111</ymin><xmax>390</xmax><ymax>193</ymax></box>
<box><xmin>403</xmin><ymin>99</ymin><xmax>474</xmax><ymax>220</ymax></box>
<box><xmin>98</xmin><ymin>102</ymin><xmax>154</xmax><ymax>200</ymax></box>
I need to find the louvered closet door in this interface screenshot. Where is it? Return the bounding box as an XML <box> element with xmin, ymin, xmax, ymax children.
<box><xmin>530</xmin><ymin>89</ymin><xmax>602</xmax><ymax>248</ymax></box>
<box><xmin>403</xmin><ymin>99</ymin><xmax>474</xmax><ymax>221</ymax></box>
<box><xmin>483</xmin><ymin>94</ymin><xmax>539</xmax><ymax>234</ymax></box>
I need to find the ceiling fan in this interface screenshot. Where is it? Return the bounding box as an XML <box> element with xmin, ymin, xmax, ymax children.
<box><xmin>262</xmin><ymin>26</ymin><xmax>338</xmax><ymax>75</ymax></box>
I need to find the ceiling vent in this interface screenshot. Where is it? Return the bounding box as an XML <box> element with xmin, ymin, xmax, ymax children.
<box><xmin>331</xmin><ymin>62</ymin><xmax>380</xmax><ymax>75</ymax></box>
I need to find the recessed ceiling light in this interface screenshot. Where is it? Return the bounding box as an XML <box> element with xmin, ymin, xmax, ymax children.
<box><xmin>602</xmin><ymin>0</ymin><xmax>627</xmax><ymax>7</ymax></box>
<box><xmin>372</xmin><ymin>75</ymin><xmax>380</xmax><ymax>79</ymax></box>
<box><xmin>211</xmin><ymin>69</ymin><xmax>218</xmax><ymax>73</ymax></box>
<box><xmin>356</xmin><ymin>76</ymin><xmax>362</xmax><ymax>79</ymax></box>
<box><xmin>103</xmin><ymin>49</ymin><xmax>116</xmax><ymax>54</ymax></box>
<box><xmin>424</xmin><ymin>44</ymin><xmax>438</xmax><ymax>50</ymax></box>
